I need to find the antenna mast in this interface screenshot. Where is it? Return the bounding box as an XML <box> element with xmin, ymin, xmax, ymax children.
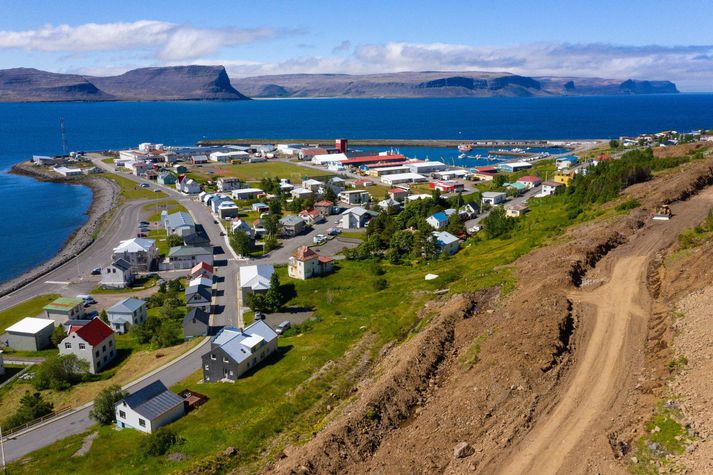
<box><xmin>60</xmin><ymin>117</ymin><xmax>68</xmax><ymax>155</ymax></box>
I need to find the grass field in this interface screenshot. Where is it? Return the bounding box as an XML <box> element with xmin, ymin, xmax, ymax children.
<box><xmin>92</xmin><ymin>276</ymin><xmax>158</xmax><ymax>294</ymax></box>
<box><xmin>188</xmin><ymin>161</ymin><xmax>335</xmax><ymax>184</ymax></box>
<box><xmin>0</xmin><ymin>294</ymin><xmax>60</xmax><ymax>333</ymax></box>
<box><xmin>143</xmin><ymin>200</ymin><xmax>187</xmax><ymax>222</ymax></box>
<box><xmin>101</xmin><ymin>173</ymin><xmax>166</xmax><ymax>200</ymax></box>
<box><xmin>7</xmin><ymin>189</ymin><xmax>610</xmax><ymax>474</ymax></box>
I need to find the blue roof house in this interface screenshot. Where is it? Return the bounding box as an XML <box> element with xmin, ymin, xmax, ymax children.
<box><xmin>426</xmin><ymin>211</ymin><xmax>449</xmax><ymax>230</ymax></box>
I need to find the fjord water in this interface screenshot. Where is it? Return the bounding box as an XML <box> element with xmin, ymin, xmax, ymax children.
<box><xmin>1</xmin><ymin>94</ymin><xmax>712</xmax><ymax>284</ymax></box>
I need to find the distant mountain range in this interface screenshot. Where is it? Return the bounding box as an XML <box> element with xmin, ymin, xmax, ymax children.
<box><xmin>0</xmin><ymin>66</ymin><xmax>678</xmax><ymax>102</ymax></box>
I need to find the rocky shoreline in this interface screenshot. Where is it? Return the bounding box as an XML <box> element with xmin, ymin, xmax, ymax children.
<box><xmin>0</xmin><ymin>163</ymin><xmax>119</xmax><ymax>298</ymax></box>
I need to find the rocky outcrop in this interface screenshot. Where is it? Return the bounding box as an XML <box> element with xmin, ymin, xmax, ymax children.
<box><xmin>0</xmin><ymin>68</ymin><xmax>114</xmax><ymax>102</ymax></box>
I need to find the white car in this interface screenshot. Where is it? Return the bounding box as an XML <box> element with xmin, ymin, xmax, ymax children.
<box><xmin>313</xmin><ymin>234</ymin><xmax>327</xmax><ymax>244</ymax></box>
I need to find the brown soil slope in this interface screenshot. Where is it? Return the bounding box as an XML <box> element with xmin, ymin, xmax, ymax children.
<box><xmin>267</xmin><ymin>158</ymin><xmax>713</xmax><ymax>475</ymax></box>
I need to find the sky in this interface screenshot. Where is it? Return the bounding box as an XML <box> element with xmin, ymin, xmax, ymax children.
<box><xmin>0</xmin><ymin>0</ymin><xmax>712</xmax><ymax>90</ymax></box>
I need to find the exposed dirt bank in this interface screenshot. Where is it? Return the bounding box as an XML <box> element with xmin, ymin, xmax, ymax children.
<box><xmin>0</xmin><ymin>163</ymin><xmax>118</xmax><ymax>297</ymax></box>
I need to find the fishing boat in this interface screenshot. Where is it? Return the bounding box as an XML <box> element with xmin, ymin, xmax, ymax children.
<box><xmin>458</xmin><ymin>143</ymin><xmax>472</xmax><ymax>152</ymax></box>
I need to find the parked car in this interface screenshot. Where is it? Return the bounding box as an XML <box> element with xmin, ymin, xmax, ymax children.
<box><xmin>313</xmin><ymin>234</ymin><xmax>327</xmax><ymax>244</ymax></box>
<box><xmin>153</xmin><ymin>189</ymin><xmax>162</xmax><ymax>192</ymax></box>
<box><xmin>254</xmin><ymin>312</ymin><xmax>266</xmax><ymax>321</ymax></box>
<box><xmin>139</xmin><ymin>221</ymin><xmax>149</xmax><ymax>225</ymax></box>
<box><xmin>90</xmin><ymin>267</ymin><xmax>102</xmax><ymax>275</ymax></box>
<box><xmin>275</xmin><ymin>321</ymin><xmax>291</xmax><ymax>335</ymax></box>
<box><xmin>327</xmin><ymin>227</ymin><xmax>341</xmax><ymax>236</ymax></box>
<box><xmin>137</xmin><ymin>233</ymin><xmax>146</xmax><ymax>238</ymax></box>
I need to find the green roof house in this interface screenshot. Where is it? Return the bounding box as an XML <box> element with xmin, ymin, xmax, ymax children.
<box><xmin>44</xmin><ymin>297</ymin><xmax>85</xmax><ymax>324</ymax></box>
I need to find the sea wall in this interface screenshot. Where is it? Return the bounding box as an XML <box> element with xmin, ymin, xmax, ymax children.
<box><xmin>0</xmin><ymin>163</ymin><xmax>119</xmax><ymax>297</ymax></box>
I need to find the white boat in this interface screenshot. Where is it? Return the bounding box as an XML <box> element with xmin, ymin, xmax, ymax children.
<box><xmin>458</xmin><ymin>153</ymin><xmax>467</xmax><ymax>159</ymax></box>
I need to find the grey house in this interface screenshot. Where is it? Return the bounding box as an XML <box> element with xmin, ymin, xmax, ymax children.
<box><xmin>202</xmin><ymin>320</ymin><xmax>278</xmax><ymax>382</ymax></box>
<box><xmin>100</xmin><ymin>258</ymin><xmax>134</xmax><ymax>289</ymax></box>
<box><xmin>115</xmin><ymin>380</ymin><xmax>186</xmax><ymax>434</ymax></box>
<box><xmin>279</xmin><ymin>215</ymin><xmax>306</xmax><ymax>237</ymax></box>
<box><xmin>165</xmin><ymin>246</ymin><xmax>214</xmax><ymax>270</ymax></box>
<box><xmin>107</xmin><ymin>298</ymin><xmax>148</xmax><ymax>334</ymax></box>
<box><xmin>162</xmin><ymin>211</ymin><xmax>195</xmax><ymax>237</ymax></box>
<box><xmin>185</xmin><ymin>285</ymin><xmax>212</xmax><ymax>312</ymax></box>
<box><xmin>5</xmin><ymin>317</ymin><xmax>55</xmax><ymax>351</ymax></box>
<box><xmin>182</xmin><ymin>308</ymin><xmax>210</xmax><ymax>339</ymax></box>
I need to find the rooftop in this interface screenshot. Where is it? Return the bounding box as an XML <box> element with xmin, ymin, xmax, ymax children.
<box><xmin>72</xmin><ymin>318</ymin><xmax>114</xmax><ymax>346</ymax></box>
<box><xmin>119</xmin><ymin>380</ymin><xmax>184</xmax><ymax>420</ymax></box>
<box><xmin>5</xmin><ymin>317</ymin><xmax>54</xmax><ymax>334</ymax></box>
<box><xmin>44</xmin><ymin>297</ymin><xmax>84</xmax><ymax>312</ymax></box>
<box><xmin>108</xmin><ymin>298</ymin><xmax>146</xmax><ymax>314</ymax></box>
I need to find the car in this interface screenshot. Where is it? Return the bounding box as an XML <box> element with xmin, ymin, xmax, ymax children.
<box><xmin>137</xmin><ymin>233</ymin><xmax>146</xmax><ymax>238</ymax></box>
<box><xmin>86</xmin><ymin>310</ymin><xmax>99</xmax><ymax>318</ymax></box>
<box><xmin>90</xmin><ymin>267</ymin><xmax>102</xmax><ymax>275</ymax></box>
<box><xmin>76</xmin><ymin>295</ymin><xmax>96</xmax><ymax>304</ymax></box>
<box><xmin>219</xmin><ymin>231</ymin><xmax>225</xmax><ymax>236</ymax></box>
<box><xmin>275</xmin><ymin>321</ymin><xmax>291</xmax><ymax>335</ymax></box>
<box><xmin>254</xmin><ymin>312</ymin><xmax>266</xmax><ymax>320</ymax></box>
<box><xmin>140</xmin><ymin>221</ymin><xmax>149</xmax><ymax>225</ymax></box>
<box><xmin>313</xmin><ymin>234</ymin><xmax>327</xmax><ymax>244</ymax></box>
<box><xmin>327</xmin><ymin>227</ymin><xmax>341</xmax><ymax>236</ymax></box>
<box><xmin>153</xmin><ymin>189</ymin><xmax>162</xmax><ymax>192</ymax></box>
<box><xmin>139</xmin><ymin>183</ymin><xmax>150</xmax><ymax>188</ymax></box>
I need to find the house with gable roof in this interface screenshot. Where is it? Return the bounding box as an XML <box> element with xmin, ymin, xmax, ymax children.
<box><xmin>426</xmin><ymin>211</ymin><xmax>449</xmax><ymax>230</ymax></box>
<box><xmin>288</xmin><ymin>246</ymin><xmax>334</xmax><ymax>280</ymax></box>
<box><xmin>106</xmin><ymin>298</ymin><xmax>148</xmax><ymax>334</ymax></box>
<box><xmin>100</xmin><ymin>258</ymin><xmax>135</xmax><ymax>289</ymax></box>
<box><xmin>59</xmin><ymin>318</ymin><xmax>116</xmax><ymax>373</ymax></box>
<box><xmin>239</xmin><ymin>264</ymin><xmax>274</xmax><ymax>302</ymax></box>
<box><xmin>112</xmin><ymin>238</ymin><xmax>158</xmax><ymax>272</ymax></box>
<box><xmin>202</xmin><ymin>320</ymin><xmax>279</xmax><ymax>382</ymax></box>
<box><xmin>114</xmin><ymin>380</ymin><xmax>186</xmax><ymax>433</ymax></box>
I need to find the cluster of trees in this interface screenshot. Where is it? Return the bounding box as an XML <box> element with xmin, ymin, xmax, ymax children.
<box><xmin>90</xmin><ymin>384</ymin><xmax>128</xmax><ymax>424</ymax></box>
<box><xmin>4</xmin><ymin>391</ymin><xmax>54</xmax><ymax>430</ymax></box>
<box><xmin>33</xmin><ymin>354</ymin><xmax>89</xmax><ymax>391</ymax></box>
<box><xmin>245</xmin><ymin>272</ymin><xmax>287</xmax><ymax>313</ymax></box>
<box><xmin>482</xmin><ymin>207</ymin><xmax>517</xmax><ymax>239</ymax></box>
<box><xmin>131</xmin><ymin>279</ymin><xmax>184</xmax><ymax>348</ymax></box>
<box><xmin>345</xmin><ymin>194</ymin><xmax>472</xmax><ymax>264</ymax></box>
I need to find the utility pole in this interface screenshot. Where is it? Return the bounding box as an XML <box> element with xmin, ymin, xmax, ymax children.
<box><xmin>0</xmin><ymin>423</ymin><xmax>7</xmax><ymax>474</ymax></box>
<box><xmin>60</xmin><ymin>117</ymin><xmax>68</xmax><ymax>156</ymax></box>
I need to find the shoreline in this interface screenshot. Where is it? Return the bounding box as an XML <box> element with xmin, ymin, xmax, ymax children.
<box><xmin>196</xmin><ymin>138</ymin><xmax>598</xmax><ymax>148</ymax></box>
<box><xmin>0</xmin><ymin>163</ymin><xmax>119</xmax><ymax>298</ymax></box>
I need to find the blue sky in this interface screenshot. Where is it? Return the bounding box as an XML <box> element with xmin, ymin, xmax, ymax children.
<box><xmin>0</xmin><ymin>0</ymin><xmax>712</xmax><ymax>90</ymax></box>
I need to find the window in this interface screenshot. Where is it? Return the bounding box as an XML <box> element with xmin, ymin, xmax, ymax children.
<box><xmin>102</xmin><ymin>345</ymin><xmax>106</xmax><ymax>353</ymax></box>
<box><xmin>110</xmin><ymin>350</ymin><xmax>114</xmax><ymax>357</ymax></box>
<box><xmin>64</xmin><ymin>342</ymin><xmax>71</xmax><ymax>349</ymax></box>
<box><xmin>204</xmin><ymin>365</ymin><xmax>210</xmax><ymax>370</ymax></box>
<box><xmin>139</xmin><ymin>419</ymin><xmax>146</xmax><ymax>427</ymax></box>
<box><xmin>210</xmin><ymin>354</ymin><xmax>216</xmax><ymax>360</ymax></box>
<box><xmin>118</xmin><ymin>411</ymin><xmax>126</xmax><ymax>419</ymax></box>
<box><xmin>95</xmin><ymin>350</ymin><xmax>100</xmax><ymax>358</ymax></box>
<box><xmin>223</xmin><ymin>357</ymin><xmax>229</xmax><ymax>364</ymax></box>
<box><xmin>109</xmin><ymin>340</ymin><xmax>113</xmax><ymax>347</ymax></box>
<box><xmin>79</xmin><ymin>343</ymin><xmax>86</xmax><ymax>350</ymax></box>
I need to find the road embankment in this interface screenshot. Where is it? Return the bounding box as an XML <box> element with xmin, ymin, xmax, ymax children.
<box><xmin>0</xmin><ymin>163</ymin><xmax>119</xmax><ymax>297</ymax></box>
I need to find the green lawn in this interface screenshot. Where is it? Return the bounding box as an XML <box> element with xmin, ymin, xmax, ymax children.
<box><xmin>189</xmin><ymin>161</ymin><xmax>335</xmax><ymax>184</ymax></box>
<box><xmin>7</xmin><ymin>190</ymin><xmax>609</xmax><ymax>474</ymax></box>
<box><xmin>0</xmin><ymin>294</ymin><xmax>60</xmax><ymax>333</ymax></box>
<box><xmin>101</xmin><ymin>173</ymin><xmax>166</xmax><ymax>200</ymax></box>
<box><xmin>92</xmin><ymin>276</ymin><xmax>158</xmax><ymax>294</ymax></box>
<box><xmin>143</xmin><ymin>200</ymin><xmax>187</xmax><ymax>222</ymax></box>
<box><xmin>148</xmin><ymin>229</ymin><xmax>171</xmax><ymax>257</ymax></box>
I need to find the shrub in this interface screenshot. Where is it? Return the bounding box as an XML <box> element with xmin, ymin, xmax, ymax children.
<box><xmin>90</xmin><ymin>384</ymin><xmax>128</xmax><ymax>424</ymax></box>
<box><xmin>615</xmin><ymin>198</ymin><xmax>641</xmax><ymax>211</ymax></box>
<box><xmin>4</xmin><ymin>392</ymin><xmax>53</xmax><ymax>430</ymax></box>
<box><xmin>33</xmin><ymin>354</ymin><xmax>88</xmax><ymax>391</ymax></box>
<box><xmin>141</xmin><ymin>428</ymin><xmax>183</xmax><ymax>456</ymax></box>
<box><xmin>373</xmin><ymin>278</ymin><xmax>388</xmax><ymax>291</ymax></box>
<box><xmin>50</xmin><ymin>324</ymin><xmax>67</xmax><ymax>347</ymax></box>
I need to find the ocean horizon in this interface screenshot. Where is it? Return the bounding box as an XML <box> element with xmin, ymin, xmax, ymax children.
<box><xmin>1</xmin><ymin>94</ymin><xmax>712</xmax><ymax>284</ymax></box>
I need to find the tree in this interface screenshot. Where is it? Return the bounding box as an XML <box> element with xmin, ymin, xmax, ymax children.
<box><xmin>167</xmin><ymin>278</ymin><xmax>183</xmax><ymax>293</ymax></box>
<box><xmin>322</xmin><ymin>186</ymin><xmax>337</xmax><ymax>203</ymax></box>
<box><xmin>445</xmin><ymin>214</ymin><xmax>465</xmax><ymax>236</ymax></box>
<box><xmin>90</xmin><ymin>385</ymin><xmax>128</xmax><ymax>425</ymax></box>
<box><xmin>100</xmin><ymin>309</ymin><xmax>109</xmax><ymax>324</ymax></box>
<box><xmin>4</xmin><ymin>392</ymin><xmax>54</xmax><ymax>429</ymax></box>
<box><xmin>166</xmin><ymin>234</ymin><xmax>184</xmax><ymax>248</ymax></box>
<box><xmin>33</xmin><ymin>354</ymin><xmax>89</xmax><ymax>391</ymax></box>
<box><xmin>154</xmin><ymin>319</ymin><xmax>181</xmax><ymax>348</ymax></box>
<box><xmin>263</xmin><ymin>214</ymin><xmax>280</xmax><ymax>237</ymax></box>
<box><xmin>230</xmin><ymin>229</ymin><xmax>252</xmax><ymax>257</ymax></box>
<box><xmin>141</xmin><ymin>428</ymin><xmax>183</xmax><ymax>456</ymax></box>
<box><xmin>268</xmin><ymin>198</ymin><xmax>282</xmax><ymax>216</ymax></box>
<box><xmin>482</xmin><ymin>206</ymin><xmax>516</xmax><ymax>239</ymax></box>
<box><xmin>265</xmin><ymin>272</ymin><xmax>284</xmax><ymax>311</ymax></box>
<box><xmin>492</xmin><ymin>174</ymin><xmax>507</xmax><ymax>188</ymax></box>
<box><xmin>50</xmin><ymin>325</ymin><xmax>67</xmax><ymax>347</ymax></box>
<box><xmin>245</xmin><ymin>292</ymin><xmax>269</xmax><ymax>313</ymax></box>
<box><xmin>263</xmin><ymin>234</ymin><xmax>279</xmax><ymax>252</ymax></box>
<box><xmin>387</xmin><ymin>230</ymin><xmax>415</xmax><ymax>264</ymax></box>
<box><xmin>609</xmin><ymin>139</ymin><xmax>620</xmax><ymax>149</ymax></box>
<box><xmin>159</xmin><ymin>299</ymin><xmax>184</xmax><ymax>321</ymax></box>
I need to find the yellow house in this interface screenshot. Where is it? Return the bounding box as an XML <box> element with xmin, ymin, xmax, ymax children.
<box><xmin>553</xmin><ymin>171</ymin><xmax>575</xmax><ymax>186</ymax></box>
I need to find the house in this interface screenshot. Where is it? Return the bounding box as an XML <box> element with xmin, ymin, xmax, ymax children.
<box><xmin>299</xmin><ymin>208</ymin><xmax>325</xmax><ymax>225</ymax></box>
<box><xmin>554</xmin><ymin>170</ymin><xmax>575</xmax><ymax>186</ymax></box>
<box><xmin>239</xmin><ymin>265</ymin><xmax>274</xmax><ymax>302</ymax></box>
<box><xmin>115</xmin><ymin>380</ymin><xmax>186</xmax><ymax>433</ymax></box>
<box><xmin>540</xmin><ymin>181</ymin><xmax>564</xmax><ymax>196</ymax></box>
<box><xmin>353</xmin><ymin>178</ymin><xmax>374</xmax><ymax>187</ymax></box>
<box><xmin>505</xmin><ymin>203</ymin><xmax>529</xmax><ymax>217</ymax></box>
<box><xmin>183</xmin><ymin>308</ymin><xmax>211</xmax><ymax>339</ymax></box>
<box><xmin>209</xmin><ymin>194</ymin><xmax>232</xmax><ymax>213</ymax></box>
<box><xmin>481</xmin><ymin>192</ymin><xmax>507</xmax><ymax>206</ymax></box>
<box><xmin>338</xmin><ymin>190</ymin><xmax>371</xmax><ymax>205</ymax></box>
<box><xmin>202</xmin><ymin>320</ymin><xmax>279</xmax><ymax>382</ymax></box>
<box><xmin>189</xmin><ymin>276</ymin><xmax>213</xmax><ymax>288</ymax></box>
<box><xmin>407</xmin><ymin>160</ymin><xmax>448</xmax><ymax>174</ymax></box>
<box><xmin>251</xmin><ymin>202</ymin><xmax>270</xmax><ymax>213</ymax></box>
<box><xmin>279</xmin><ymin>215</ymin><xmax>307</xmax><ymax>237</ymax></box>
<box><xmin>5</xmin><ymin>317</ymin><xmax>55</xmax><ymax>351</ymax></box>
<box><xmin>163</xmin><ymin>211</ymin><xmax>195</xmax><ymax>237</ymax></box>
<box><xmin>172</xmin><ymin>165</ymin><xmax>188</xmax><ymax>174</ymax></box>
<box><xmin>106</xmin><ymin>298</ymin><xmax>147</xmax><ymax>334</ymax></box>
<box><xmin>217</xmin><ymin>201</ymin><xmax>240</xmax><ymax>219</ymax></box>
<box><xmin>185</xmin><ymin>285</ymin><xmax>212</xmax><ymax>312</ymax></box>
<box><xmin>231</xmin><ymin>188</ymin><xmax>264</xmax><ymax>200</ymax></box>
<box><xmin>378</xmin><ymin>198</ymin><xmax>401</xmax><ymax>210</ymax></box>
<box><xmin>217</xmin><ymin>177</ymin><xmax>245</xmax><ymax>192</ymax></box>
<box><xmin>59</xmin><ymin>318</ymin><xmax>116</xmax><ymax>374</ymax></box>
<box><xmin>314</xmin><ymin>200</ymin><xmax>335</xmax><ymax>216</ymax></box>
<box><xmin>432</xmin><ymin>231</ymin><xmax>460</xmax><ymax>255</ymax></box>
<box><xmin>190</xmin><ymin>154</ymin><xmax>208</xmax><ymax>164</ymax></box>
<box><xmin>231</xmin><ymin>218</ymin><xmax>253</xmax><ymax>237</ymax></box>
<box><xmin>556</xmin><ymin>156</ymin><xmax>579</xmax><ymax>169</ymax></box>
<box><xmin>189</xmin><ymin>262</ymin><xmax>214</xmax><ymax>280</ymax></box>
<box><xmin>290</xmin><ymin>187</ymin><xmax>313</xmax><ymax>200</ymax></box>
<box><xmin>388</xmin><ymin>188</ymin><xmax>410</xmax><ymax>202</ymax></box>
<box><xmin>302</xmin><ymin>179</ymin><xmax>324</xmax><ymax>193</ymax></box>
<box><xmin>381</xmin><ymin>173</ymin><xmax>428</xmax><ymax>185</ymax></box>
<box><xmin>44</xmin><ymin>297</ymin><xmax>85</xmax><ymax>324</ymax></box>
<box><xmin>288</xmin><ymin>246</ymin><xmax>334</xmax><ymax>280</ymax></box>
<box><xmin>157</xmin><ymin>172</ymin><xmax>176</xmax><ymax>185</ymax></box>
<box><xmin>167</xmin><ymin>246</ymin><xmax>214</xmax><ymax>270</ymax></box>
<box><xmin>112</xmin><ymin>238</ymin><xmax>158</xmax><ymax>272</ymax></box>
<box><xmin>100</xmin><ymin>258</ymin><xmax>134</xmax><ymax>289</ymax></box>
<box><xmin>429</xmin><ymin>180</ymin><xmax>465</xmax><ymax>194</ymax></box>
<box><xmin>339</xmin><ymin>207</ymin><xmax>377</xmax><ymax>229</ymax></box>
<box><xmin>426</xmin><ymin>212</ymin><xmax>449</xmax><ymax>230</ymax></box>
<box><xmin>506</xmin><ymin>181</ymin><xmax>527</xmax><ymax>193</ymax></box>
<box><xmin>497</xmin><ymin>161</ymin><xmax>533</xmax><ymax>173</ymax></box>
<box><xmin>517</xmin><ymin>175</ymin><xmax>542</xmax><ymax>189</ymax></box>
<box><xmin>458</xmin><ymin>203</ymin><xmax>478</xmax><ymax>220</ymax></box>
<box><xmin>252</xmin><ymin>219</ymin><xmax>266</xmax><ymax>238</ymax></box>
<box><xmin>176</xmin><ymin>176</ymin><xmax>201</xmax><ymax>194</ymax></box>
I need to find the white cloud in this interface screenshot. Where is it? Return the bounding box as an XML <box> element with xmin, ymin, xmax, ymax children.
<box><xmin>0</xmin><ymin>20</ymin><xmax>288</xmax><ymax>61</ymax></box>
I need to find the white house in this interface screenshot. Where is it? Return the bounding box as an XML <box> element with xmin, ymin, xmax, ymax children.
<box><xmin>59</xmin><ymin>318</ymin><xmax>116</xmax><ymax>374</ymax></box>
<box><xmin>107</xmin><ymin>298</ymin><xmax>148</xmax><ymax>334</ymax></box>
<box><xmin>217</xmin><ymin>177</ymin><xmax>244</xmax><ymax>192</ymax></box>
<box><xmin>540</xmin><ymin>180</ymin><xmax>564</xmax><ymax>197</ymax></box>
<box><xmin>290</xmin><ymin>187</ymin><xmax>313</xmax><ymax>199</ymax></box>
<box><xmin>5</xmin><ymin>317</ymin><xmax>55</xmax><ymax>351</ymax></box>
<box><xmin>162</xmin><ymin>211</ymin><xmax>195</xmax><ymax>237</ymax></box>
<box><xmin>231</xmin><ymin>218</ymin><xmax>253</xmax><ymax>237</ymax></box>
<box><xmin>432</xmin><ymin>231</ymin><xmax>460</xmax><ymax>255</ymax></box>
<box><xmin>115</xmin><ymin>380</ymin><xmax>186</xmax><ymax>433</ymax></box>
<box><xmin>301</xmin><ymin>179</ymin><xmax>323</xmax><ymax>192</ymax></box>
<box><xmin>288</xmin><ymin>246</ymin><xmax>334</xmax><ymax>280</ymax></box>
<box><xmin>166</xmin><ymin>246</ymin><xmax>214</xmax><ymax>270</ymax></box>
<box><xmin>481</xmin><ymin>192</ymin><xmax>506</xmax><ymax>206</ymax></box>
<box><xmin>231</xmin><ymin>188</ymin><xmax>264</xmax><ymax>200</ymax></box>
<box><xmin>112</xmin><ymin>238</ymin><xmax>158</xmax><ymax>272</ymax></box>
<box><xmin>338</xmin><ymin>190</ymin><xmax>371</xmax><ymax>205</ymax></box>
<box><xmin>239</xmin><ymin>264</ymin><xmax>274</xmax><ymax>302</ymax></box>
<box><xmin>339</xmin><ymin>207</ymin><xmax>377</xmax><ymax>229</ymax></box>
<box><xmin>217</xmin><ymin>201</ymin><xmax>240</xmax><ymax>219</ymax></box>
<box><xmin>176</xmin><ymin>176</ymin><xmax>201</xmax><ymax>194</ymax></box>
<box><xmin>100</xmin><ymin>258</ymin><xmax>134</xmax><ymax>289</ymax></box>
<box><xmin>426</xmin><ymin>212</ymin><xmax>449</xmax><ymax>230</ymax></box>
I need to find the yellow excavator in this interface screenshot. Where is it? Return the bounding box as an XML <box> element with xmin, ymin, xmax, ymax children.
<box><xmin>653</xmin><ymin>204</ymin><xmax>672</xmax><ymax>221</ymax></box>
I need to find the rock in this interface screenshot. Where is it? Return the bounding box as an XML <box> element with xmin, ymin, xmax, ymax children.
<box><xmin>454</xmin><ymin>442</ymin><xmax>475</xmax><ymax>458</ymax></box>
<box><xmin>630</xmin><ymin>456</ymin><xmax>638</xmax><ymax>464</ymax></box>
<box><xmin>223</xmin><ymin>446</ymin><xmax>237</xmax><ymax>457</ymax></box>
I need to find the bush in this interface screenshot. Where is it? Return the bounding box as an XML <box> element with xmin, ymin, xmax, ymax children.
<box><xmin>50</xmin><ymin>324</ymin><xmax>67</xmax><ymax>347</ymax></box>
<box><xmin>4</xmin><ymin>392</ymin><xmax>53</xmax><ymax>430</ymax></box>
<box><xmin>615</xmin><ymin>198</ymin><xmax>641</xmax><ymax>211</ymax></box>
<box><xmin>33</xmin><ymin>354</ymin><xmax>88</xmax><ymax>391</ymax></box>
<box><xmin>373</xmin><ymin>278</ymin><xmax>388</xmax><ymax>291</ymax></box>
<box><xmin>90</xmin><ymin>384</ymin><xmax>128</xmax><ymax>425</ymax></box>
<box><xmin>141</xmin><ymin>428</ymin><xmax>183</xmax><ymax>456</ymax></box>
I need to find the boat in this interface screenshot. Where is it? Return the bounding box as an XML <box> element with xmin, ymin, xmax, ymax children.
<box><xmin>458</xmin><ymin>144</ymin><xmax>472</xmax><ymax>152</ymax></box>
<box><xmin>458</xmin><ymin>153</ymin><xmax>467</xmax><ymax>159</ymax></box>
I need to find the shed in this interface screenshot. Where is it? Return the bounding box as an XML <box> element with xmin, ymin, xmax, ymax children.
<box><xmin>5</xmin><ymin>317</ymin><xmax>55</xmax><ymax>351</ymax></box>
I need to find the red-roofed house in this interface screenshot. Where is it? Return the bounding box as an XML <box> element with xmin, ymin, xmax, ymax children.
<box><xmin>314</xmin><ymin>200</ymin><xmax>335</xmax><ymax>216</ymax></box>
<box><xmin>429</xmin><ymin>180</ymin><xmax>465</xmax><ymax>193</ymax></box>
<box><xmin>59</xmin><ymin>318</ymin><xmax>116</xmax><ymax>373</ymax></box>
<box><xmin>353</xmin><ymin>178</ymin><xmax>374</xmax><ymax>187</ymax></box>
<box><xmin>388</xmin><ymin>188</ymin><xmax>410</xmax><ymax>202</ymax></box>
<box><xmin>516</xmin><ymin>175</ymin><xmax>542</xmax><ymax>189</ymax></box>
<box><xmin>299</xmin><ymin>208</ymin><xmax>326</xmax><ymax>225</ymax></box>
<box><xmin>190</xmin><ymin>262</ymin><xmax>214</xmax><ymax>280</ymax></box>
<box><xmin>288</xmin><ymin>246</ymin><xmax>334</xmax><ymax>280</ymax></box>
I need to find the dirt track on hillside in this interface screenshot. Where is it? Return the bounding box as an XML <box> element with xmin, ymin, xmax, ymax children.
<box><xmin>498</xmin><ymin>186</ymin><xmax>713</xmax><ymax>474</ymax></box>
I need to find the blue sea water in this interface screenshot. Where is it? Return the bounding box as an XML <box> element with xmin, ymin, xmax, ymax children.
<box><xmin>0</xmin><ymin>94</ymin><xmax>712</xmax><ymax>284</ymax></box>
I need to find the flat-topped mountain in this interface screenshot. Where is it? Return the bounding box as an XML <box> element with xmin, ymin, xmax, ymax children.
<box><xmin>231</xmin><ymin>71</ymin><xmax>679</xmax><ymax>98</ymax></box>
<box><xmin>0</xmin><ymin>65</ymin><xmax>248</xmax><ymax>102</ymax></box>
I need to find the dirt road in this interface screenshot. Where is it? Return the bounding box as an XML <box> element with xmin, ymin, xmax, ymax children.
<box><xmin>499</xmin><ymin>186</ymin><xmax>713</xmax><ymax>475</ymax></box>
